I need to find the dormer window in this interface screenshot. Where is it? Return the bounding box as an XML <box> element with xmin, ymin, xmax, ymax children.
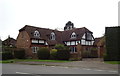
<box><xmin>50</xmin><ymin>32</ymin><xmax>55</xmax><ymax>40</ymax></box>
<box><xmin>71</xmin><ymin>32</ymin><xmax>76</xmax><ymax>39</ymax></box>
<box><xmin>34</xmin><ymin>30</ymin><xmax>40</xmax><ymax>37</ymax></box>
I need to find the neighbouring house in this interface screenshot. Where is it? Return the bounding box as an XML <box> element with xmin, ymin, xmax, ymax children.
<box><xmin>2</xmin><ymin>36</ymin><xmax>16</xmax><ymax>48</ymax></box>
<box><xmin>94</xmin><ymin>36</ymin><xmax>105</xmax><ymax>58</ymax></box>
<box><xmin>16</xmin><ymin>21</ymin><xmax>95</xmax><ymax>59</ymax></box>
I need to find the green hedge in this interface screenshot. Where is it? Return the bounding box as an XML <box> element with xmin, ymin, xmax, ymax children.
<box><xmin>1</xmin><ymin>47</ymin><xmax>14</xmax><ymax>60</ymax></box>
<box><xmin>2</xmin><ymin>51</ymin><xmax>13</xmax><ymax>60</ymax></box>
<box><xmin>37</xmin><ymin>47</ymin><xmax>50</xmax><ymax>59</ymax></box>
<box><xmin>14</xmin><ymin>48</ymin><xmax>25</xmax><ymax>59</ymax></box>
<box><xmin>55</xmin><ymin>44</ymin><xmax>70</xmax><ymax>60</ymax></box>
<box><xmin>104</xmin><ymin>27</ymin><xmax>120</xmax><ymax>61</ymax></box>
<box><xmin>50</xmin><ymin>49</ymin><xmax>57</xmax><ymax>60</ymax></box>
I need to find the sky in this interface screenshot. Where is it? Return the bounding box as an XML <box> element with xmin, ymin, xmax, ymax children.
<box><xmin>0</xmin><ymin>0</ymin><xmax>119</xmax><ymax>41</ymax></box>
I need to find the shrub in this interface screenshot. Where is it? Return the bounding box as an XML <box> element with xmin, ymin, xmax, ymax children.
<box><xmin>2</xmin><ymin>51</ymin><xmax>13</xmax><ymax>60</ymax></box>
<box><xmin>1</xmin><ymin>47</ymin><xmax>14</xmax><ymax>60</ymax></box>
<box><xmin>37</xmin><ymin>47</ymin><xmax>50</xmax><ymax>59</ymax></box>
<box><xmin>14</xmin><ymin>48</ymin><xmax>25</xmax><ymax>59</ymax></box>
<box><xmin>55</xmin><ymin>44</ymin><xmax>64</xmax><ymax>50</ymax></box>
<box><xmin>50</xmin><ymin>49</ymin><xmax>57</xmax><ymax>60</ymax></box>
<box><xmin>55</xmin><ymin>44</ymin><xmax>70</xmax><ymax>60</ymax></box>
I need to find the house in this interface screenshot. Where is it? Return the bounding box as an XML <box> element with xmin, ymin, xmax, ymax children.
<box><xmin>16</xmin><ymin>21</ymin><xmax>95</xmax><ymax>59</ymax></box>
<box><xmin>2</xmin><ymin>36</ymin><xmax>16</xmax><ymax>48</ymax></box>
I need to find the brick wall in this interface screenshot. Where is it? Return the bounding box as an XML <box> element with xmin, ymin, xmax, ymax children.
<box><xmin>16</xmin><ymin>31</ymin><xmax>33</xmax><ymax>58</ymax></box>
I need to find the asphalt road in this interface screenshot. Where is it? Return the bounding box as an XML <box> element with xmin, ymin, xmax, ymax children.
<box><xmin>1</xmin><ymin>63</ymin><xmax>118</xmax><ymax>74</ymax></box>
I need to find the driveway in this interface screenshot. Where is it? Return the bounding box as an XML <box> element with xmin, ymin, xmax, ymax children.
<box><xmin>15</xmin><ymin>58</ymin><xmax>118</xmax><ymax>71</ymax></box>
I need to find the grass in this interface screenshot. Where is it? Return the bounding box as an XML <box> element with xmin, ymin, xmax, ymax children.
<box><xmin>104</xmin><ymin>61</ymin><xmax>120</xmax><ymax>64</ymax></box>
<box><xmin>0</xmin><ymin>59</ymin><xmax>71</xmax><ymax>63</ymax></box>
<box><xmin>0</xmin><ymin>60</ymin><xmax>14</xmax><ymax>63</ymax></box>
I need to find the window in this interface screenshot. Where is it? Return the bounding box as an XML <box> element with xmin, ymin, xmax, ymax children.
<box><xmin>50</xmin><ymin>32</ymin><xmax>55</xmax><ymax>40</ymax></box>
<box><xmin>31</xmin><ymin>47</ymin><xmax>39</xmax><ymax>53</ymax></box>
<box><xmin>32</xmin><ymin>39</ymin><xmax>38</xmax><ymax>43</ymax></box>
<box><xmin>86</xmin><ymin>33</ymin><xmax>92</xmax><ymax>40</ymax></box>
<box><xmin>39</xmin><ymin>40</ymin><xmax>44</xmax><ymax>43</ymax></box>
<box><xmin>34</xmin><ymin>30</ymin><xmax>40</xmax><ymax>37</ymax></box>
<box><xmin>70</xmin><ymin>47</ymin><xmax>77</xmax><ymax>53</ymax></box>
<box><xmin>71</xmin><ymin>32</ymin><xmax>76</xmax><ymax>39</ymax></box>
<box><xmin>66</xmin><ymin>41</ymin><xmax>70</xmax><ymax>45</ymax></box>
<box><xmin>81</xmin><ymin>39</ymin><xmax>85</xmax><ymax>45</ymax></box>
<box><xmin>71</xmin><ymin>41</ymin><xmax>75</xmax><ymax>45</ymax></box>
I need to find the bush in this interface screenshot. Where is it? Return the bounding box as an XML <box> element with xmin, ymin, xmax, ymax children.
<box><xmin>55</xmin><ymin>44</ymin><xmax>70</xmax><ymax>60</ymax></box>
<box><xmin>2</xmin><ymin>51</ymin><xmax>13</xmax><ymax>60</ymax></box>
<box><xmin>50</xmin><ymin>49</ymin><xmax>57</xmax><ymax>60</ymax></box>
<box><xmin>1</xmin><ymin>47</ymin><xmax>14</xmax><ymax>60</ymax></box>
<box><xmin>105</xmin><ymin>27</ymin><xmax>120</xmax><ymax>61</ymax></box>
<box><xmin>55</xmin><ymin>44</ymin><xmax>64</xmax><ymax>50</ymax></box>
<box><xmin>14</xmin><ymin>48</ymin><xmax>25</xmax><ymax>59</ymax></box>
<box><xmin>37</xmin><ymin>47</ymin><xmax>50</xmax><ymax>59</ymax></box>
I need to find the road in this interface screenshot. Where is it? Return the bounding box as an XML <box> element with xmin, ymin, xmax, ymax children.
<box><xmin>1</xmin><ymin>63</ymin><xmax>118</xmax><ymax>74</ymax></box>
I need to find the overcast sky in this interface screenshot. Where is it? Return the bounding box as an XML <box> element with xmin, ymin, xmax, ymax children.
<box><xmin>0</xmin><ymin>0</ymin><xmax>119</xmax><ymax>40</ymax></box>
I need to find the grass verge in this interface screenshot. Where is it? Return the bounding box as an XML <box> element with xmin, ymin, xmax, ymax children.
<box><xmin>104</xmin><ymin>61</ymin><xmax>120</xmax><ymax>64</ymax></box>
<box><xmin>0</xmin><ymin>60</ymin><xmax>14</xmax><ymax>63</ymax></box>
<box><xmin>0</xmin><ymin>59</ymin><xmax>71</xmax><ymax>63</ymax></box>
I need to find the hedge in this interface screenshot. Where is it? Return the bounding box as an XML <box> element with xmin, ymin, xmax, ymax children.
<box><xmin>14</xmin><ymin>48</ymin><xmax>25</xmax><ymax>59</ymax></box>
<box><xmin>37</xmin><ymin>47</ymin><xmax>50</xmax><ymax>59</ymax></box>
<box><xmin>1</xmin><ymin>47</ymin><xmax>14</xmax><ymax>60</ymax></box>
<box><xmin>104</xmin><ymin>27</ymin><xmax>120</xmax><ymax>61</ymax></box>
<box><xmin>2</xmin><ymin>51</ymin><xmax>13</xmax><ymax>60</ymax></box>
<box><xmin>50</xmin><ymin>49</ymin><xmax>57</xmax><ymax>60</ymax></box>
<box><xmin>55</xmin><ymin>44</ymin><xmax>70</xmax><ymax>60</ymax></box>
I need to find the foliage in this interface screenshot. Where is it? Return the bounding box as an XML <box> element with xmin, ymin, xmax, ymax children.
<box><xmin>50</xmin><ymin>49</ymin><xmax>57</xmax><ymax>60</ymax></box>
<box><xmin>55</xmin><ymin>44</ymin><xmax>70</xmax><ymax>60</ymax></box>
<box><xmin>14</xmin><ymin>48</ymin><xmax>25</xmax><ymax>59</ymax></box>
<box><xmin>1</xmin><ymin>47</ymin><xmax>14</xmax><ymax>60</ymax></box>
<box><xmin>55</xmin><ymin>44</ymin><xmax>65</xmax><ymax>50</ymax></box>
<box><xmin>37</xmin><ymin>47</ymin><xmax>50</xmax><ymax>60</ymax></box>
<box><xmin>104</xmin><ymin>27</ymin><xmax>120</xmax><ymax>61</ymax></box>
<box><xmin>1</xmin><ymin>51</ymin><xmax>13</xmax><ymax>60</ymax></box>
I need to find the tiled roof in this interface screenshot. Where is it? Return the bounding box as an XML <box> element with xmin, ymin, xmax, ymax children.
<box><xmin>19</xmin><ymin>25</ymin><xmax>93</xmax><ymax>45</ymax></box>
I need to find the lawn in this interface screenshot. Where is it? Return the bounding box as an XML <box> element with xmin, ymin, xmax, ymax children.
<box><xmin>0</xmin><ymin>59</ymin><xmax>71</xmax><ymax>63</ymax></box>
<box><xmin>104</xmin><ymin>61</ymin><xmax>120</xmax><ymax>64</ymax></box>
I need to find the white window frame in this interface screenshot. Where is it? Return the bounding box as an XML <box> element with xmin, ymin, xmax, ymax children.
<box><xmin>71</xmin><ymin>41</ymin><xmax>75</xmax><ymax>45</ymax></box>
<box><xmin>31</xmin><ymin>47</ymin><xmax>39</xmax><ymax>53</ymax></box>
<box><xmin>66</xmin><ymin>41</ymin><xmax>70</xmax><ymax>46</ymax></box>
<box><xmin>50</xmin><ymin>32</ymin><xmax>55</xmax><ymax>40</ymax></box>
<box><xmin>70</xmin><ymin>47</ymin><xmax>77</xmax><ymax>53</ymax></box>
<box><xmin>71</xmin><ymin>32</ymin><xmax>76</xmax><ymax>39</ymax></box>
<box><xmin>32</xmin><ymin>40</ymin><xmax>38</xmax><ymax>43</ymax></box>
<box><xmin>39</xmin><ymin>40</ymin><xmax>44</xmax><ymax>43</ymax></box>
<box><xmin>34</xmin><ymin>30</ymin><xmax>40</xmax><ymax>37</ymax></box>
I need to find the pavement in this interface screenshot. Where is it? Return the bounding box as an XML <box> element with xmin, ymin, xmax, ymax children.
<box><xmin>15</xmin><ymin>58</ymin><xmax>119</xmax><ymax>71</ymax></box>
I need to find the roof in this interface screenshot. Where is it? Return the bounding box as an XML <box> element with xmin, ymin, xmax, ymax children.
<box><xmin>19</xmin><ymin>25</ymin><xmax>63</xmax><ymax>45</ymax></box>
<box><xmin>19</xmin><ymin>25</ymin><xmax>93</xmax><ymax>45</ymax></box>
<box><xmin>94</xmin><ymin>36</ymin><xmax>105</xmax><ymax>46</ymax></box>
<box><xmin>62</xmin><ymin>27</ymin><xmax>92</xmax><ymax>41</ymax></box>
<box><xmin>2</xmin><ymin>36</ymin><xmax>16</xmax><ymax>47</ymax></box>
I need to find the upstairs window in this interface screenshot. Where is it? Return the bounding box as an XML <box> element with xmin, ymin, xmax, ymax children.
<box><xmin>34</xmin><ymin>30</ymin><xmax>40</xmax><ymax>37</ymax></box>
<box><xmin>86</xmin><ymin>33</ymin><xmax>92</xmax><ymax>40</ymax></box>
<box><xmin>50</xmin><ymin>32</ymin><xmax>55</xmax><ymax>40</ymax></box>
<box><xmin>71</xmin><ymin>32</ymin><xmax>76</xmax><ymax>39</ymax></box>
